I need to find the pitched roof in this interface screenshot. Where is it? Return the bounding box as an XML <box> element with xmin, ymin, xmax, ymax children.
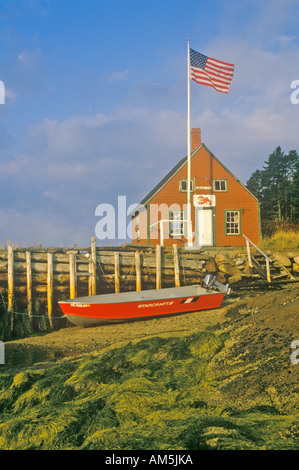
<box><xmin>139</xmin><ymin>154</ymin><xmax>188</xmax><ymax>206</ymax></box>
<box><xmin>130</xmin><ymin>143</ymin><xmax>258</xmax><ymax>216</ymax></box>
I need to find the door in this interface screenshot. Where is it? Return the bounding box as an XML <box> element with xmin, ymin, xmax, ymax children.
<box><xmin>196</xmin><ymin>208</ymin><xmax>213</xmax><ymax>246</ymax></box>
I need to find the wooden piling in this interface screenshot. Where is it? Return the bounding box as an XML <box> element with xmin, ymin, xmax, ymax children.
<box><xmin>89</xmin><ymin>236</ymin><xmax>97</xmax><ymax>296</ymax></box>
<box><xmin>135</xmin><ymin>251</ymin><xmax>142</xmax><ymax>291</ymax></box>
<box><xmin>173</xmin><ymin>244</ymin><xmax>180</xmax><ymax>287</ymax></box>
<box><xmin>0</xmin><ymin>239</ymin><xmax>217</xmax><ymax>332</ymax></box>
<box><xmin>114</xmin><ymin>252</ymin><xmax>120</xmax><ymax>293</ymax></box>
<box><xmin>69</xmin><ymin>251</ymin><xmax>77</xmax><ymax>299</ymax></box>
<box><xmin>26</xmin><ymin>251</ymin><xmax>32</xmax><ymax>319</ymax></box>
<box><xmin>47</xmin><ymin>252</ymin><xmax>54</xmax><ymax>328</ymax></box>
<box><xmin>7</xmin><ymin>245</ymin><xmax>14</xmax><ymax>312</ymax></box>
<box><xmin>156</xmin><ymin>245</ymin><xmax>161</xmax><ymax>289</ymax></box>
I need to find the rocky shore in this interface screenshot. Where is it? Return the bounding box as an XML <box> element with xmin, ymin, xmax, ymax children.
<box><xmin>205</xmin><ymin>249</ymin><xmax>299</xmax><ymax>284</ymax></box>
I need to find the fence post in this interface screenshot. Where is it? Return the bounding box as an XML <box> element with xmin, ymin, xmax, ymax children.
<box><xmin>26</xmin><ymin>251</ymin><xmax>33</xmax><ymax>320</ymax></box>
<box><xmin>135</xmin><ymin>251</ymin><xmax>142</xmax><ymax>291</ymax></box>
<box><xmin>89</xmin><ymin>236</ymin><xmax>97</xmax><ymax>296</ymax></box>
<box><xmin>7</xmin><ymin>245</ymin><xmax>14</xmax><ymax>312</ymax></box>
<box><xmin>69</xmin><ymin>251</ymin><xmax>77</xmax><ymax>299</ymax></box>
<box><xmin>173</xmin><ymin>244</ymin><xmax>180</xmax><ymax>287</ymax></box>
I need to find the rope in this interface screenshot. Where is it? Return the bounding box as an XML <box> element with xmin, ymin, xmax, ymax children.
<box><xmin>97</xmin><ymin>260</ymin><xmax>115</xmax><ymax>288</ymax></box>
<box><xmin>7</xmin><ymin>310</ymin><xmax>64</xmax><ymax>319</ymax></box>
<box><xmin>0</xmin><ymin>291</ymin><xmax>64</xmax><ymax>319</ymax></box>
<box><xmin>120</xmin><ymin>260</ymin><xmax>136</xmax><ymax>288</ymax></box>
<box><xmin>97</xmin><ymin>257</ymin><xmax>137</xmax><ymax>290</ymax></box>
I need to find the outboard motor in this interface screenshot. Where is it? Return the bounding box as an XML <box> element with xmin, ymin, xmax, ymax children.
<box><xmin>204</xmin><ymin>274</ymin><xmax>231</xmax><ymax>295</ymax></box>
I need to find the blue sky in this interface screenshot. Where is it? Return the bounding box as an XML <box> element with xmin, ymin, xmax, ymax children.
<box><xmin>0</xmin><ymin>0</ymin><xmax>299</xmax><ymax>247</ymax></box>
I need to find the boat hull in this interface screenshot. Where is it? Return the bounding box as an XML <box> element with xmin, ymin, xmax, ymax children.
<box><xmin>59</xmin><ymin>285</ymin><xmax>225</xmax><ymax>327</ymax></box>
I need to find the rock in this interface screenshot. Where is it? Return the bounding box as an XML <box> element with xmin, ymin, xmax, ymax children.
<box><xmin>228</xmin><ymin>274</ymin><xmax>243</xmax><ymax>284</ymax></box>
<box><xmin>214</xmin><ymin>253</ymin><xmax>231</xmax><ymax>265</ymax></box>
<box><xmin>218</xmin><ymin>263</ymin><xmax>243</xmax><ymax>276</ymax></box>
<box><xmin>292</xmin><ymin>263</ymin><xmax>299</xmax><ymax>273</ymax></box>
<box><xmin>235</xmin><ymin>258</ymin><xmax>245</xmax><ymax>266</ymax></box>
<box><xmin>287</xmin><ymin>251</ymin><xmax>299</xmax><ymax>260</ymax></box>
<box><xmin>205</xmin><ymin>257</ymin><xmax>217</xmax><ymax>273</ymax></box>
<box><xmin>243</xmin><ymin>263</ymin><xmax>254</xmax><ymax>274</ymax></box>
<box><xmin>294</xmin><ymin>256</ymin><xmax>299</xmax><ymax>265</ymax></box>
<box><xmin>273</xmin><ymin>252</ymin><xmax>291</xmax><ymax>267</ymax></box>
<box><xmin>216</xmin><ymin>272</ymin><xmax>227</xmax><ymax>284</ymax></box>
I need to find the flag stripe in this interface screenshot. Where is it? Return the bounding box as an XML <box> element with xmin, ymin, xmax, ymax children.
<box><xmin>205</xmin><ymin>65</ymin><xmax>233</xmax><ymax>77</ymax></box>
<box><xmin>190</xmin><ymin>48</ymin><xmax>234</xmax><ymax>94</ymax></box>
<box><xmin>203</xmin><ymin>69</ymin><xmax>232</xmax><ymax>84</ymax></box>
<box><xmin>191</xmin><ymin>69</ymin><xmax>232</xmax><ymax>92</ymax></box>
<box><xmin>191</xmin><ymin>69</ymin><xmax>231</xmax><ymax>92</ymax></box>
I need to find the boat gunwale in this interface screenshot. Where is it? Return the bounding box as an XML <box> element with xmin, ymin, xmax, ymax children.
<box><xmin>58</xmin><ymin>284</ymin><xmax>218</xmax><ymax>306</ymax></box>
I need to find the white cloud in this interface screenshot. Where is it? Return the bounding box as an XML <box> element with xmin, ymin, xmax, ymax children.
<box><xmin>0</xmin><ymin>207</ymin><xmax>89</xmax><ymax>247</ymax></box>
<box><xmin>107</xmin><ymin>70</ymin><xmax>129</xmax><ymax>82</ymax></box>
<box><xmin>4</xmin><ymin>88</ymin><xmax>17</xmax><ymax>100</ymax></box>
<box><xmin>276</xmin><ymin>35</ymin><xmax>296</xmax><ymax>47</ymax></box>
<box><xmin>17</xmin><ymin>52</ymin><xmax>28</xmax><ymax>63</ymax></box>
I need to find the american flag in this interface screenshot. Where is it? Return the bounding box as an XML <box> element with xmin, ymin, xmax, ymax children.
<box><xmin>190</xmin><ymin>48</ymin><xmax>234</xmax><ymax>94</ymax></box>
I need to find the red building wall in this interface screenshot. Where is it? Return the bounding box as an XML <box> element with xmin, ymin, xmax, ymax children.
<box><xmin>132</xmin><ymin>130</ymin><xmax>260</xmax><ymax>247</ymax></box>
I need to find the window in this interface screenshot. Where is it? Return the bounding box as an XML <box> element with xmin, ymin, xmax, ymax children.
<box><xmin>179</xmin><ymin>179</ymin><xmax>194</xmax><ymax>192</ymax></box>
<box><xmin>225</xmin><ymin>211</ymin><xmax>241</xmax><ymax>235</ymax></box>
<box><xmin>213</xmin><ymin>179</ymin><xmax>228</xmax><ymax>192</ymax></box>
<box><xmin>169</xmin><ymin>210</ymin><xmax>184</xmax><ymax>237</ymax></box>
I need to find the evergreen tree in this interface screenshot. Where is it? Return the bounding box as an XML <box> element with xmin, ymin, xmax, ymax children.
<box><xmin>246</xmin><ymin>147</ymin><xmax>299</xmax><ymax>221</ymax></box>
<box><xmin>261</xmin><ymin>147</ymin><xmax>288</xmax><ymax>220</ymax></box>
<box><xmin>246</xmin><ymin>169</ymin><xmax>263</xmax><ymax>201</ymax></box>
<box><xmin>286</xmin><ymin>150</ymin><xmax>299</xmax><ymax>220</ymax></box>
<box><xmin>293</xmin><ymin>156</ymin><xmax>299</xmax><ymax>220</ymax></box>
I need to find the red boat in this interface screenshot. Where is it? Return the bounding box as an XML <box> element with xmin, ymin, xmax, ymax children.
<box><xmin>58</xmin><ymin>275</ymin><xmax>231</xmax><ymax>327</ymax></box>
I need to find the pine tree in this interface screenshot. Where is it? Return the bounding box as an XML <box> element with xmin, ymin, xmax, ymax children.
<box><xmin>261</xmin><ymin>147</ymin><xmax>288</xmax><ymax>220</ymax></box>
<box><xmin>286</xmin><ymin>150</ymin><xmax>299</xmax><ymax>220</ymax></box>
<box><xmin>246</xmin><ymin>147</ymin><xmax>299</xmax><ymax>221</ymax></box>
<box><xmin>246</xmin><ymin>169</ymin><xmax>263</xmax><ymax>200</ymax></box>
<box><xmin>293</xmin><ymin>155</ymin><xmax>299</xmax><ymax>220</ymax></box>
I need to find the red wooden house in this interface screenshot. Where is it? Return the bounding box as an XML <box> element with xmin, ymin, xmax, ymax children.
<box><xmin>131</xmin><ymin>128</ymin><xmax>261</xmax><ymax>247</ymax></box>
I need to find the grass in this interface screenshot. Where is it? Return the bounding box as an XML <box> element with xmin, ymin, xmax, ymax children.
<box><xmin>0</xmin><ymin>326</ymin><xmax>298</xmax><ymax>450</ymax></box>
<box><xmin>259</xmin><ymin>229</ymin><xmax>299</xmax><ymax>252</ymax></box>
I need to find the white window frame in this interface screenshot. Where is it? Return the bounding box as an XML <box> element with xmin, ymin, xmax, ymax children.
<box><xmin>225</xmin><ymin>210</ymin><xmax>241</xmax><ymax>235</ymax></box>
<box><xmin>179</xmin><ymin>179</ymin><xmax>195</xmax><ymax>193</ymax></box>
<box><xmin>213</xmin><ymin>179</ymin><xmax>228</xmax><ymax>192</ymax></box>
<box><xmin>169</xmin><ymin>210</ymin><xmax>185</xmax><ymax>237</ymax></box>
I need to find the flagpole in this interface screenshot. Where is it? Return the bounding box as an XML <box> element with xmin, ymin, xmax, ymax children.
<box><xmin>187</xmin><ymin>38</ymin><xmax>193</xmax><ymax>247</ymax></box>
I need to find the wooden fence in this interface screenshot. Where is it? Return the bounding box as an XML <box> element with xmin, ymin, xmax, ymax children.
<box><xmin>0</xmin><ymin>237</ymin><xmax>211</xmax><ymax>328</ymax></box>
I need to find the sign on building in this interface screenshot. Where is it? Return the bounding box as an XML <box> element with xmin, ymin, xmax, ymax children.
<box><xmin>193</xmin><ymin>194</ymin><xmax>216</xmax><ymax>207</ymax></box>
